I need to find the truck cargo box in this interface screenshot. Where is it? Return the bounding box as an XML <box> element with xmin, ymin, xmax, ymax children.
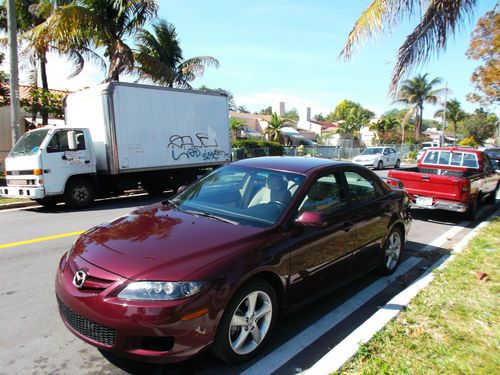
<box><xmin>64</xmin><ymin>82</ymin><xmax>231</xmax><ymax>174</ymax></box>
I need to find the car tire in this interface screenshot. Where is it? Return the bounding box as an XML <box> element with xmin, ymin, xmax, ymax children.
<box><xmin>485</xmin><ymin>183</ymin><xmax>498</xmax><ymax>205</ymax></box>
<box><xmin>64</xmin><ymin>179</ymin><xmax>95</xmax><ymax>208</ymax></box>
<box><xmin>377</xmin><ymin>160</ymin><xmax>384</xmax><ymax>170</ymax></box>
<box><xmin>395</xmin><ymin>159</ymin><xmax>401</xmax><ymax>169</ymax></box>
<box><xmin>377</xmin><ymin>227</ymin><xmax>403</xmax><ymax>275</ymax></box>
<box><xmin>211</xmin><ymin>280</ymin><xmax>277</xmax><ymax>364</ymax></box>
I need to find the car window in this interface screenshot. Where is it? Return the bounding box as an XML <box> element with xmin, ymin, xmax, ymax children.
<box><xmin>298</xmin><ymin>173</ymin><xmax>346</xmax><ymax>215</ymax></box>
<box><xmin>344</xmin><ymin>171</ymin><xmax>378</xmax><ymax>204</ymax></box>
<box><xmin>47</xmin><ymin>130</ymin><xmax>86</xmax><ymax>153</ymax></box>
<box><xmin>462</xmin><ymin>153</ymin><xmax>479</xmax><ymax>168</ymax></box>
<box><xmin>438</xmin><ymin>151</ymin><xmax>451</xmax><ymax>165</ymax></box>
<box><xmin>450</xmin><ymin>152</ymin><xmax>463</xmax><ymax>166</ymax></box>
<box><xmin>423</xmin><ymin>150</ymin><xmax>439</xmax><ymax>164</ymax></box>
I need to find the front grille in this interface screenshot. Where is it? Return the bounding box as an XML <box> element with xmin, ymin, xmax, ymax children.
<box><xmin>57</xmin><ymin>297</ymin><xmax>117</xmax><ymax>346</ymax></box>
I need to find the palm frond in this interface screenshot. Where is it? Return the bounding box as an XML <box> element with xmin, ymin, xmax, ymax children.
<box><xmin>340</xmin><ymin>0</ymin><xmax>420</xmax><ymax>60</ymax></box>
<box><xmin>390</xmin><ymin>0</ymin><xmax>477</xmax><ymax>94</ymax></box>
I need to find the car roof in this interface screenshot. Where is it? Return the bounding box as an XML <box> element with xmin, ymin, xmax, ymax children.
<box><xmin>230</xmin><ymin>156</ymin><xmax>349</xmax><ymax>174</ymax></box>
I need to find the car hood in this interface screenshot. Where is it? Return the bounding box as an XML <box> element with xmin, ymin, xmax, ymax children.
<box><xmin>73</xmin><ymin>203</ymin><xmax>267</xmax><ymax>281</ymax></box>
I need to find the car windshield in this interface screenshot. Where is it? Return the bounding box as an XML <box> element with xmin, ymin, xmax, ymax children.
<box><xmin>485</xmin><ymin>149</ymin><xmax>500</xmax><ymax>158</ymax></box>
<box><xmin>9</xmin><ymin>129</ymin><xmax>50</xmax><ymax>156</ymax></box>
<box><xmin>362</xmin><ymin>148</ymin><xmax>383</xmax><ymax>155</ymax></box>
<box><xmin>167</xmin><ymin>166</ymin><xmax>305</xmax><ymax>227</ymax></box>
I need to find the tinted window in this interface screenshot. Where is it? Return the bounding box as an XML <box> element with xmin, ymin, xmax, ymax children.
<box><xmin>345</xmin><ymin>171</ymin><xmax>377</xmax><ymax>204</ymax></box>
<box><xmin>463</xmin><ymin>153</ymin><xmax>479</xmax><ymax>168</ymax></box>
<box><xmin>423</xmin><ymin>150</ymin><xmax>439</xmax><ymax>164</ymax></box>
<box><xmin>298</xmin><ymin>173</ymin><xmax>346</xmax><ymax>215</ymax></box>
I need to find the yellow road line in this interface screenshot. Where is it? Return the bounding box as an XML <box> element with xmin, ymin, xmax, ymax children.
<box><xmin>0</xmin><ymin>231</ymin><xmax>85</xmax><ymax>249</ymax></box>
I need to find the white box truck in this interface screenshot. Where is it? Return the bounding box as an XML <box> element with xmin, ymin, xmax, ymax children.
<box><xmin>1</xmin><ymin>82</ymin><xmax>231</xmax><ymax>208</ymax></box>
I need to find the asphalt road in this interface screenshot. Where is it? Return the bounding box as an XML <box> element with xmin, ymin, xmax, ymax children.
<box><xmin>0</xmin><ymin>170</ymin><xmax>497</xmax><ymax>375</ymax></box>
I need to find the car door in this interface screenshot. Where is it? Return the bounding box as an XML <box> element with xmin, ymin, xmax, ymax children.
<box><xmin>343</xmin><ymin>168</ymin><xmax>392</xmax><ymax>272</ymax></box>
<box><xmin>286</xmin><ymin>170</ymin><xmax>357</xmax><ymax>304</ymax></box>
<box><xmin>42</xmin><ymin>129</ymin><xmax>94</xmax><ymax>195</ymax></box>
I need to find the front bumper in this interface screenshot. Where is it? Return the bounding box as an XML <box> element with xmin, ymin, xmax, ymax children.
<box><xmin>55</xmin><ymin>255</ymin><xmax>220</xmax><ymax>364</ymax></box>
<box><xmin>352</xmin><ymin>160</ymin><xmax>377</xmax><ymax>168</ymax></box>
<box><xmin>0</xmin><ymin>186</ymin><xmax>45</xmax><ymax>199</ymax></box>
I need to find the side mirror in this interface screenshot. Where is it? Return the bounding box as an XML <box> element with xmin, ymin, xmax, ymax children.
<box><xmin>177</xmin><ymin>185</ymin><xmax>187</xmax><ymax>193</ymax></box>
<box><xmin>67</xmin><ymin>130</ymin><xmax>77</xmax><ymax>151</ymax></box>
<box><xmin>295</xmin><ymin>211</ymin><xmax>327</xmax><ymax>228</ymax></box>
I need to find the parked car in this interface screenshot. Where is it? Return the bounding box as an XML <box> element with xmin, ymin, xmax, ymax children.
<box><xmin>483</xmin><ymin>147</ymin><xmax>500</xmax><ymax>171</ymax></box>
<box><xmin>388</xmin><ymin>147</ymin><xmax>499</xmax><ymax>220</ymax></box>
<box><xmin>352</xmin><ymin>147</ymin><xmax>401</xmax><ymax>169</ymax></box>
<box><xmin>55</xmin><ymin>157</ymin><xmax>411</xmax><ymax>364</ymax></box>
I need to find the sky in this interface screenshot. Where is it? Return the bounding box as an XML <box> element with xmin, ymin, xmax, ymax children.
<box><xmin>12</xmin><ymin>0</ymin><xmax>499</xmax><ymax>120</ymax></box>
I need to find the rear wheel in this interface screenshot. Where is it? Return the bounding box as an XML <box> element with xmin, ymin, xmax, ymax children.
<box><xmin>377</xmin><ymin>227</ymin><xmax>403</xmax><ymax>275</ymax></box>
<box><xmin>64</xmin><ymin>179</ymin><xmax>95</xmax><ymax>208</ymax></box>
<box><xmin>212</xmin><ymin>280</ymin><xmax>277</xmax><ymax>364</ymax></box>
<box><xmin>465</xmin><ymin>196</ymin><xmax>479</xmax><ymax>221</ymax></box>
<box><xmin>485</xmin><ymin>183</ymin><xmax>498</xmax><ymax>205</ymax></box>
<box><xmin>395</xmin><ymin>159</ymin><xmax>401</xmax><ymax>169</ymax></box>
<box><xmin>377</xmin><ymin>160</ymin><xmax>384</xmax><ymax>170</ymax></box>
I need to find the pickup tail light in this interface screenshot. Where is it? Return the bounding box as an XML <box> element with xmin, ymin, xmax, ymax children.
<box><xmin>461</xmin><ymin>180</ymin><xmax>471</xmax><ymax>202</ymax></box>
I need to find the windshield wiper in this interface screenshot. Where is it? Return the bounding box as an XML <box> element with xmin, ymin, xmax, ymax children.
<box><xmin>185</xmin><ymin>210</ymin><xmax>239</xmax><ymax>225</ymax></box>
<box><xmin>162</xmin><ymin>198</ymin><xmax>180</xmax><ymax>210</ymax></box>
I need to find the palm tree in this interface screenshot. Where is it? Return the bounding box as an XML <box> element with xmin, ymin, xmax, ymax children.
<box><xmin>134</xmin><ymin>19</ymin><xmax>219</xmax><ymax>88</ymax></box>
<box><xmin>394</xmin><ymin>74</ymin><xmax>447</xmax><ymax>137</ymax></box>
<box><xmin>340</xmin><ymin>0</ymin><xmax>478</xmax><ymax>94</ymax></box>
<box><xmin>265</xmin><ymin>113</ymin><xmax>284</xmax><ymax>143</ymax></box>
<box><xmin>31</xmin><ymin>0</ymin><xmax>158</xmax><ymax>82</ymax></box>
<box><xmin>229</xmin><ymin>118</ymin><xmax>245</xmax><ymax>141</ymax></box>
<box><xmin>434</xmin><ymin>99</ymin><xmax>466</xmax><ymax>145</ymax></box>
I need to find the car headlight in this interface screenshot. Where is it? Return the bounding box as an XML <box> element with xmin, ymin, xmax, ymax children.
<box><xmin>118</xmin><ymin>281</ymin><xmax>204</xmax><ymax>301</ymax></box>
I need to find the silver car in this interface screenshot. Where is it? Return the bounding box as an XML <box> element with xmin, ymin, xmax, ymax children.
<box><xmin>352</xmin><ymin>147</ymin><xmax>401</xmax><ymax>169</ymax></box>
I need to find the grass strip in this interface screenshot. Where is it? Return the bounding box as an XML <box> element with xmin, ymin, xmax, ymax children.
<box><xmin>339</xmin><ymin>217</ymin><xmax>500</xmax><ymax>375</ymax></box>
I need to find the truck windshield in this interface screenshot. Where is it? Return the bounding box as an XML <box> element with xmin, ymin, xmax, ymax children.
<box><xmin>9</xmin><ymin>129</ymin><xmax>50</xmax><ymax>156</ymax></box>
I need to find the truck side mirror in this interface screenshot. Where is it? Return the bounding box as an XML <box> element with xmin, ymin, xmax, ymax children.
<box><xmin>67</xmin><ymin>131</ymin><xmax>77</xmax><ymax>150</ymax></box>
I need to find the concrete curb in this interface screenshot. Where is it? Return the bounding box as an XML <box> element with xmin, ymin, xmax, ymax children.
<box><xmin>0</xmin><ymin>201</ymin><xmax>38</xmax><ymax>210</ymax></box>
<box><xmin>306</xmin><ymin>208</ymin><xmax>500</xmax><ymax>374</ymax></box>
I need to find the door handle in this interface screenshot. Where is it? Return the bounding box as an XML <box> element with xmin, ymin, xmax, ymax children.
<box><xmin>61</xmin><ymin>155</ymin><xmax>67</xmax><ymax>160</ymax></box>
<box><xmin>85</xmin><ymin>160</ymin><xmax>91</xmax><ymax>164</ymax></box>
<box><xmin>342</xmin><ymin>221</ymin><xmax>354</xmax><ymax>232</ymax></box>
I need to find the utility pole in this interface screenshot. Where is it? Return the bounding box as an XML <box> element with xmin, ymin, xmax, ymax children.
<box><xmin>441</xmin><ymin>81</ymin><xmax>447</xmax><ymax>147</ymax></box>
<box><xmin>7</xmin><ymin>0</ymin><xmax>20</xmax><ymax>146</ymax></box>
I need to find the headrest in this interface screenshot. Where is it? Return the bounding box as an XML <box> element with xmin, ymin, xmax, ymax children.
<box><xmin>267</xmin><ymin>174</ymin><xmax>287</xmax><ymax>190</ymax></box>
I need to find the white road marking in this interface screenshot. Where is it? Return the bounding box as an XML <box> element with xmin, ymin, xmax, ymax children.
<box><xmin>307</xmin><ymin>209</ymin><xmax>498</xmax><ymax>374</ymax></box>
<box><xmin>241</xmin><ymin>256</ymin><xmax>420</xmax><ymax>375</ymax></box>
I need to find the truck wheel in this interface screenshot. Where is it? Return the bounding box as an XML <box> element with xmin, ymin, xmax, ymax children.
<box><xmin>64</xmin><ymin>179</ymin><xmax>95</xmax><ymax>208</ymax></box>
<box><xmin>485</xmin><ymin>183</ymin><xmax>498</xmax><ymax>205</ymax></box>
<box><xmin>465</xmin><ymin>196</ymin><xmax>479</xmax><ymax>221</ymax></box>
<box><xmin>395</xmin><ymin>159</ymin><xmax>401</xmax><ymax>169</ymax></box>
<box><xmin>377</xmin><ymin>161</ymin><xmax>384</xmax><ymax>170</ymax></box>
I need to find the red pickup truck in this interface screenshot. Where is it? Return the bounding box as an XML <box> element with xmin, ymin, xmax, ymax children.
<box><xmin>387</xmin><ymin>147</ymin><xmax>499</xmax><ymax>220</ymax></box>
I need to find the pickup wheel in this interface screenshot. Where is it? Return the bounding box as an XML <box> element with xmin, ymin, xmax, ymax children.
<box><xmin>377</xmin><ymin>161</ymin><xmax>384</xmax><ymax>170</ymax></box>
<box><xmin>465</xmin><ymin>196</ymin><xmax>479</xmax><ymax>221</ymax></box>
<box><xmin>64</xmin><ymin>179</ymin><xmax>95</xmax><ymax>208</ymax></box>
<box><xmin>485</xmin><ymin>183</ymin><xmax>498</xmax><ymax>205</ymax></box>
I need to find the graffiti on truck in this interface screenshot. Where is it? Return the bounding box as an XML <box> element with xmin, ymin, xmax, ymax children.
<box><xmin>167</xmin><ymin>133</ymin><xmax>230</xmax><ymax>162</ymax></box>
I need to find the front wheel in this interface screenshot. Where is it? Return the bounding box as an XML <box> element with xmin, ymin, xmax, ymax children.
<box><xmin>64</xmin><ymin>179</ymin><xmax>95</xmax><ymax>208</ymax></box>
<box><xmin>211</xmin><ymin>280</ymin><xmax>277</xmax><ymax>364</ymax></box>
<box><xmin>377</xmin><ymin>227</ymin><xmax>403</xmax><ymax>275</ymax></box>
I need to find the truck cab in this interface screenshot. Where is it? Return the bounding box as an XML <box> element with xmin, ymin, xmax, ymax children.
<box><xmin>1</xmin><ymin>127</ymin><xmax>96</xmax><ymax>207</ymax></box>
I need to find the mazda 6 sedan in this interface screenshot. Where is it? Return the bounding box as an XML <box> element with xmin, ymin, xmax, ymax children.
<box><xmin>56</xmin><ymin>157</ymin><xmax>411</xmax><ymax>364</ymax></box>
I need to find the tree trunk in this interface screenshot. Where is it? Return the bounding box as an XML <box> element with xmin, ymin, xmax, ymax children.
<box><xmin>415</xmin><ymin>104</ymin><xmax>422</xmax><ymax>138</ymax></box>
<box><xmin>40</xmin><ymin>56</ymin><xmax>49</xmax><ymax>125</ymax></box>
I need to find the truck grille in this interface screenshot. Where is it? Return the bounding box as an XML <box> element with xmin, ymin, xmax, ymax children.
<box><xmin>57</xmin><ymin>297</ymin><xmax>117</xmax><ymax>346</ymax></box>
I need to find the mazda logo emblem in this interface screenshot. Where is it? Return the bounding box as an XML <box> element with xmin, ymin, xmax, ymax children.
<box><xmin>73</xmin><ymin>270</ymin><xmax>87</xmax><ymax>289</ymax></box>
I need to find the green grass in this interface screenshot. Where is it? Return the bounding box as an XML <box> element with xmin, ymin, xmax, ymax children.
<box><xmin>338</xmin><ymin>217</ymin><xmax>500</xmax><ymax>375</ymax></box>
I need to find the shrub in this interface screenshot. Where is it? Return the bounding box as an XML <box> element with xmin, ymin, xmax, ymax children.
<box><xmin>232</xmin><ymin>139</ymin><xmax>284</xmax><ymax>158</ymax></box>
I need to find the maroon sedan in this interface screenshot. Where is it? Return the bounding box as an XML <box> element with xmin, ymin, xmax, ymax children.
<box><xmin>56</xmin><ymin>157</ymin><xmax>411</xmax><ymax>364</ymax></box>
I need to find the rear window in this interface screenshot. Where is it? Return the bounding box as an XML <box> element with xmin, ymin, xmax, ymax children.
<box><xmin>422</xmin><ymin>150</ymin><xmax>479</xmax><ymax>169</ymax></box>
